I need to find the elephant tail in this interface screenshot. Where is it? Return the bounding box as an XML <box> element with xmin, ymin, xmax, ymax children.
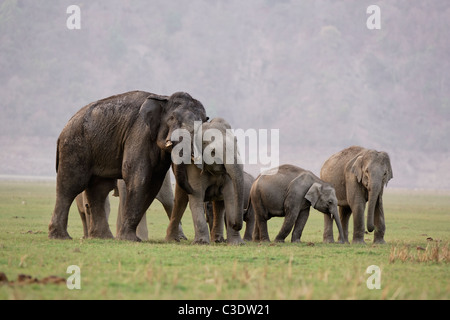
<box><xmin>55</xmin><ymin>138</ymin><xmax>60</xmax><ymax>173</ymax></box>
<box><xmin>244</xmin><ymin>193</ymin><xmax>253</xmax><ymax>221</ymax></box>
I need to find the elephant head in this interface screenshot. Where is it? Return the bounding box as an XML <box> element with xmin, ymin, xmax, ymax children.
<box><xmin>305</xmin><ymin>182</ymin><xmax>345</xmax><ymax>243</ymax></box>
<box><xmin>139</xmin><ymin>92</ymin><xmax>208</xmax><ymax>193</ymax></box>
<box><xmin>350</xmin><ymin>150</ymin><xmax>393</xmax><ymax>232</ymax></box>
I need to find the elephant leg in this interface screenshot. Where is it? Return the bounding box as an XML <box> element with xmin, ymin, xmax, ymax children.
<box><xmin>49</xmin><ymin>168</ymin><xmax>90</xmax><ymax>239</ymax></box>
<box><xmin>136</xmin><ymin>213</ymin><xmax>149</xmax><ymax>241</ymax></box>
<box><xmin>290</xmin><ymin>208</ymin><xmax>310</xmax><ymax>243</ymax></box>
<box><xmin>76</xmin><ymin>193</ymin><xmax>89</xmax><ymax>239</ymax></box>
<box><xmin>339</xmin><ymin>206</ymin><xmax>352</xmax><ymax>244</ymax></box>
<box><xmin>274</xmin><ymin>207</ymin><xmax>300</xmax><ymax>243</ymax></box>
<box><xmin>117</xmin><ymin>175</ymin><xmax>157</xmax><ymax>242</ymax></box>
<box><xmin>157</xmin><ymin>174</ymin><xmax>187</xmax><ymax>241</ymax></box>
<box><xmin>84</xmin><ymin>177</ymin><xmax>115</xmax><ymax>239</ymax></box>
<box><xmin>350</xmin><ymin>202</ymin><xmax>366</xmax><ymax>244</ymax></box>
<box><xmin>166</xmin><ymin>183</ymin><xmax>189</xmax><ymax>242</ymax></box>
<box><xmin>252</xmin><ymin>197</ymin><xmax>270</xmax><ymax>242</ymax></box>
<box><xmin>223</xmin><ymin>183</ymin><xmax>244</xmax><ymax>246</ymax></box>
<box><xmin>242</xmin><ymin>207</ymin><xmax>255</xmax><ymax>242</ymax></box>
<box><xmin>189</xmin><ymin>193</ymin><xmax>210</xmax><ymax>245</ymax></box>
<box><xmin>210</xmin><ymin>201</ymin><xmax>225</xmax><ymax>243</ymax></box>
<box><xmin>323</xmin><ymin>212</ymin><xmax>334</xmax><ymax>243</ymax></box>
<box><xmin>373</xmin><ymin>197</ymin><xmax>386</xmax><ymax>244</ymax></box>
<box><xmin>116</xmin><ymin>179</ymin><xmax>127</xmax><ymax>237</ymax></box>
<box><xmin>204</xmin><ymin>202</ymin><xmax>214</xmax><ymax>232</ymax></box>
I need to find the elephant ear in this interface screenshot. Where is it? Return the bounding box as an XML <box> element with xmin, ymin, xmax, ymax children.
<box><xmin>382</xmin><ymin>153</ymin><xmax>394</xmax><ymax>186</ymax></box>
<box><xmin>139</xmin><ymin>95</ymin><xmax>169</xmax><ymax>140</ymax></box>
<box><xmin>350</xmin><ymin>155</ymin><xmax>364</xmax><ymax>183</ymax></box>
<box><xmin>305</xmin><ymin>182</ymin><xmax>322</xmax><ymax>208</ymax></box>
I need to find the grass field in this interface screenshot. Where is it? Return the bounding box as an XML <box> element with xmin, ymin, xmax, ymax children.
<box><xmin>0</xmin><ymin>180</ymin><xmax>449</xmax><ymax>300</ymax></box>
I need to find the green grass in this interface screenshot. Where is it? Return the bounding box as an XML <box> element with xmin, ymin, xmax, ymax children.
<box><xmin>0</xmin><ymin>181</ymin><xmax>449</xmax><ymax>300</ymax></box>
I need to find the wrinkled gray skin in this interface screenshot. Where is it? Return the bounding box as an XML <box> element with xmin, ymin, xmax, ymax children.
<box><xmin>320</xmin><ymin>146</ymin><xmax>393</xmax><ymax>244</ymax></box>
<box><xmin>116</xmin><ymin>173</ymin><xmax>186</xmax><ymax>241</ymax></box>
<box><xmin>76</xmin><ymin>172</ymin><xmax>185</xmax><ymax>240</ymax></box>
<box><xmin>49</xmin><ymin>91</ymin><xmax>207</xmax><ymax>241</ymax></box>
<box><xmin>249</xmin><ymin>165</ymin><xmax>345</xmax><ymax>243</ymax></box>
<box><xmin>166</xmin><ymin>118</ymin><xmax>244</xmax><ymax>245</ymax></box>
<box><xmin>205</xmin><ymin>171</ymin><xmax>255</xmax><ymax>242</ymax></box>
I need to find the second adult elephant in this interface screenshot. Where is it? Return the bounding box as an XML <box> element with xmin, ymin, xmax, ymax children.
<box><xmin>166</xmin><ymin>118</ymin><xmax>244</xmax><ymax>245</ymax></box>
<box><xmin>320</xmin><ymin>146</ymin><xmax>393</xmax><ymax>244</ymax></box>
<box><xmin>248</xmin><ymin>165</ymin><xmax>345</xmax><ymax>243</ymax></box>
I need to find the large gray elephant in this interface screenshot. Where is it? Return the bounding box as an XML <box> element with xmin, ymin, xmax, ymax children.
<box><xmin>205</xmin><ymin>171</ymin><xmax>255</xmax><ymax>242</ymax></box>
<box><xmin>49</xmin><ymin>91</ymin><xmax>207</xmax><ymax>241</ymax></box>
<box><xmin>165</xmin><ymin>118</ymin><xmax>244</xmax><ymax>245</ymax></box>
<box><xmin>320</xmin><ymin>146</ymin><xmax>393</xmax><ymax>244</ymax></box>
<box><xmin>248</xmin><ymin>164</ymin><xmax>345</xmax><ymax>243</ymax></box>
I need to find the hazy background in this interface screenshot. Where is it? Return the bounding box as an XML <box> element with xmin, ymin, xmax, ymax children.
<box><xmin>0</xmin><ymin>0</ymin><xmax>449</xmax><ymax>189</ymax></box>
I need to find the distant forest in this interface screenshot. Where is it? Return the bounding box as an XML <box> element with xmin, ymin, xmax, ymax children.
<box><xmin>0</xmin><ymin>0</ymin><xmax>449</xmax><ymax>188</ymax></box>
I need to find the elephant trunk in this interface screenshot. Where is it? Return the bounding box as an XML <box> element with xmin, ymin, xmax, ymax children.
<box><xmin>224</xmin><ymin>163</ymin><xmax>244</xmax><ymax>231</ymax></box>
<box><xmin>331</xmin><ymin>207</ymin><xmax>345</xmax><ymax>244</ymax></box>
<box><xmin>366</xmin><ymin>183</ymin><xmax>381</xmax><ymax>233</ymax></box>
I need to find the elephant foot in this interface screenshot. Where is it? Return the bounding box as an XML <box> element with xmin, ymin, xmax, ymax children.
<box><xmin>352</xmin><ymin>238</ymin><xmax>366</xmax><ymax>245</ymax></box>
<box><xmin>117</xmin><ymin>230</ymin><xmax>141</xmax><ymax>242</ymax></box>
<box><xmin>165</xmin><ymin>234</ymin><xmax>180</xmax><ymax>242</ymax></box>
<box><xmin>213</xmin><ymin>236</ymin><xmax>226</xmax><ymax>243</ymax></box>
<box><xmin>89</xmin><ymin>230</ymin><xmax>114</xmax><ymax>240</ymax></box>
<box><xmin>192</xmin><ymin>238</ymin><xmax>210</xmax><ymax>245</ymax></box>
<box><xmin>323</xmin><ymin>237</ymin><xmax>335</xmax><ymax>244</ymax></box>
<box><xmin>48</xmin><ymin>226</ymin><xmax>72</xmax><ymax>240</ymax></box>
<box><xmin>373</xmin><ymin>238</ymin><xmax>386</xmax><ymax>244</ymax></box>
<box><xmin>178</xmin><ymin>231</ymin><xmax>188</xmax><ymax>241</ymax></box>
<box><xmin>274</xmin><ymin>237</ymin><xmax>285</xmax><ymax>243</ymax></box>
<box><xmin>227</xmin><ymin>237</ymin><xmax>245</xmax><ymax>246</ymax></box>
<box><xmin>177</xmin><ymin>224</ymin><xmax>188</xmax><ymax>241</ymax></box>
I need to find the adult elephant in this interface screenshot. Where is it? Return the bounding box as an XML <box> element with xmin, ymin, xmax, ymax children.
<box><xmin>165</xmin><ymin>118</ymin><xmax>244</xmax><ymax>245</ymax></box>
<box><xmin>320</xmin><ymin>146</ymin><xmax>393</xmax><ymax>244</ymax></box>
<box><xmin>248</xmin><ymin>165</ymin><xmax>345</xmax><ymax>243</ymax></box>
<box><xmin>205</xmin><ymin>171</ymin><xmax>255</xmax><ymax>242</ymax></box>
<box><xmin>49</xmin><ymin>91</ymin><xmax>208</xmax><ymax>241</ymax></box>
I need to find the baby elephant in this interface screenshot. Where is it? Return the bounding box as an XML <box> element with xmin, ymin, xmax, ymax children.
<box><xmin>248</xmin><ymin>164</ymin><xmax>345</xmax><ymax>243</ymax></box>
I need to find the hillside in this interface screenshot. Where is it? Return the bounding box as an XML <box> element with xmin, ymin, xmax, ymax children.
<box><xmin>0</xmin><ymin>0</ymin><xmax>449</xmax><ymax>188</ymax></box>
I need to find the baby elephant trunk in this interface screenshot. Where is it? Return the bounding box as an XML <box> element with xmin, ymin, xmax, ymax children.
<box><xmin>330</xmin><ymin>208</ymin><xmax>345</xmax><ymax>244</ymax></box>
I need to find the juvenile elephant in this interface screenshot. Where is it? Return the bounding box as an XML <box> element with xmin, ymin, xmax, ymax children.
<box><xmin>49</xmin><ymin>91</ymin><xmax>207</xmax><ymax>241</ymax></box>
<box><xmin>320</xmin><ymin>146</ymin><xmax>393</xmax><ymax>244</ymax></box>
<box><xmin>248</xmin><ymin>165</ymin><xmax>345</xmax><ymax>243</ymax></box>
<box><xmin>166</xmin><ymin>118</ymin><xmax>244</xmax><ymax>245</ymax></box>
<box><xmin>205</xmin><ymin>171</ymin><xmax>255</xmax><ymax>242</ymax></box>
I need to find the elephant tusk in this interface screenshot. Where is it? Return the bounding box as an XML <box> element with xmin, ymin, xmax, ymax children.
<box><xmin>165</xmin><ymin>140</ymin><xmax>173</xmax><ymax>148</ymax></box>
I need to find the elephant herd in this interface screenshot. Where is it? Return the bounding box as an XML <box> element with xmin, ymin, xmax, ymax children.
<box><xmin>48</xmin><ymin>91</ymin><xmax>393</xmax><ymax>245</ymax></box>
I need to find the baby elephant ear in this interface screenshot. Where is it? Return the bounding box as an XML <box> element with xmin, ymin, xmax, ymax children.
<box><xmin>305</xmin><ymin>182</ymin><xmax>322</xmax><ymax>208</ymax></box>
